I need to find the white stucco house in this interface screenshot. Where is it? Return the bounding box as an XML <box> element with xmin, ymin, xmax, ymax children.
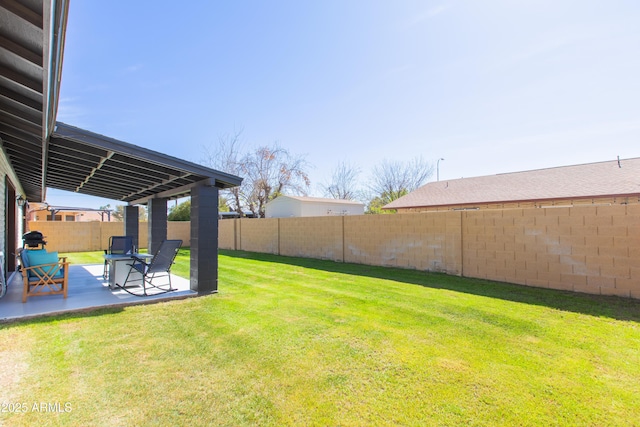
<box><xmin>265</xmin><ymin>196</ymin><xmax>365</xmax><ymax>218</ymax></box>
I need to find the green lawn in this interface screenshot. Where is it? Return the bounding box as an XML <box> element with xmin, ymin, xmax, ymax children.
<box><xmin>2</xmin><ymin>249</ymin><xmax>640</xmax><ymax>426</ymax></box>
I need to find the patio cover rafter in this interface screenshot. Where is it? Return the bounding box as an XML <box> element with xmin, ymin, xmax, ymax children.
<box><xmin>122</xmin><ymin>172</ymin><xmax>193</xmax><ymax>201</ymax></box>
<box><xmin>49</xmin><ymin>122</ymin><xmax>242</xmax><ymax>204</ymax></box>
<box><xmin>75</xmin><ymin>150</ymin><xmax>114</xmax><ymax>192</ymax></box>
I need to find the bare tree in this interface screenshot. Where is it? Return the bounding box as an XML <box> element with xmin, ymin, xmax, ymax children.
<box><xmin>203</xmin><ymin>132</ymin><xmax>311</xmax><ymax>217</ymax></box>
<box><xmin>202</xmin><ymin>129</ymin><xmax>244</xmax><ymax>214</ymax></box>
<box><xmin>369</xmin><ymin>156</ymin><xmax>434</xmax><ymax>206</ymax></box>
<box><xmin>240</xmin><ymin>143</ymin><xmax>311</xmax><ymax>217</ymax></box>
<box><xmin>321</xmin><ymin>161</ymin><xmax>361</xmax><ymax>200</ymax></box>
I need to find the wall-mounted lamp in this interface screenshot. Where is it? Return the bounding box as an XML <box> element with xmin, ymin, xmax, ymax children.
<box><xmin>16</xmin><ymin>195</ymin><xmax>26</xmax><ymax>207</ymax></box>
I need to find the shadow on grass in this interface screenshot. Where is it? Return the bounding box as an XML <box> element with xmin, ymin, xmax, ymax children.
<box><xmin>220</xmin><ymin>250</ymin><xmax>640</xmax><ymax>323</ymax></box>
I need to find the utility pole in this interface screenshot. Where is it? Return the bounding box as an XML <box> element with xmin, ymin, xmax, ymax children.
<box><xmin>437</xmin><ymin>158</ymin><xmax>445</xmax><ymax>181</ymax></box>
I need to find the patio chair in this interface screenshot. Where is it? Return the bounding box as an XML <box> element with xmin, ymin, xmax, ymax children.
<box><xmin>19</xmin><ymin>248</ymin><xmax>69</xmax><ymax>303</ymax></box>
<box><xmin>116</xmin><ymin>239</ymin><xmax>182</xmax><ymax>296</ymax></box>
<box><xmin>103</xmin><ymin>236</ymin><xmax>135</xmax><ymax>279</ymax></box>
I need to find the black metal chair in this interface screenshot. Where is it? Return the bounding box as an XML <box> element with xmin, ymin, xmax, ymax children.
<box><xmin>103</xmin><ymin>236</ymin><xmax>135</xmax><ymax>279</ymax></box>
<box><xmin>116</xmin><ymin>240</ymin><xmax>182</xmax><ymax>296</ymax></box>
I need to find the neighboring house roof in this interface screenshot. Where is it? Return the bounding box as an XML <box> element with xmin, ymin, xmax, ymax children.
<box><xmin>269</xmin><ymin>195</ymin><xmax>364</xmax><ymax>205</ymax></box>
<box><xmin>29</xmin><ymin>205</ymin><xmax>114</xmax><ymax>221</ymax></box>
<box><xmin>28</xmin><ymin>203</ymin><xmax>108</xmax><ymax>212</ymax></box>
<box><xmin>384</xmin><ymin>158</ymin><xmax>640</xmax><ymax>210</ymax></box>
<box><xmin>45</xmin><ymin>205</ymin><xmax>107</xmax><ymax>211</ymax></box>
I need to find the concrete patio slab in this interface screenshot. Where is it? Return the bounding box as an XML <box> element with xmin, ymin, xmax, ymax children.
<box><xmin>0</xmin><ymin>264</ymin><xmax>196</xmax><ymax>322</ymax></box>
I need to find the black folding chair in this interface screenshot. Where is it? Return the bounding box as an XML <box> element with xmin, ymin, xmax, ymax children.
<box><xmin>116</xmin><ymin>240</ymin><xmax>182</xmax><ymax>296</ymax></box>
<box><xmin>103</xmin><ymin>236</ymin><xmax>135</xmax><ymax>279</ymax></box>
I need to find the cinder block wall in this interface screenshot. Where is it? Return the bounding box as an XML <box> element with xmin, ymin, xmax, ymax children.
<box><xmin>167</xmin><ymin>221</ymin><xmax>191</xmax><ymax>247</ymax></box>
<box><xmin>344</xmin><ymin>212</ymin><xmax>462</xmax><ymax>274</ymax></box>
<box><xmin>462</xmin><ymin>205</ymin><xmax>640</xmax><ymax>298</ymax></box>
<box><xmin>239</xmin><ymin>218</ymin><xmax>279</xmax><ymax>254</ymax></box>
<box><xmin>226</xmin><ymin>206</ymin><xmax>639</xmax><ymax>298</ymax></box>
<box><xmin>30</xmin><ymin>221</ymin><xmax>155</xmax><ymax>252</ymax></box>
<box><xmin>218</xmin><ymin>220</ymin><xmax>236</xmax><ymax>250</ymax></box>
<box><xmin>29</xmin><ymin>205</ymin><xmax>640</xmax><ymax>298</ymax></box>
<box><xmin>99</xmin><ymin>223</ymin><xmax>127</xmax><ymax>251</ymax></box>
<box><xmin>280</xmin><ymin>216</ymin><xmax>344</xmax><ymax>261</ymax></box>
<box><xmin>28</xmin><ymin>222</ymin><xmax>101</xmax><ymax>252</ymax></box>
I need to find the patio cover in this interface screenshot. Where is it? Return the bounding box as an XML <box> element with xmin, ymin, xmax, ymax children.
<box><xmin>49</xmin><ymin>122</ymin><xmax>242</xmax><ymax>203</ymax></box>
<box><xmin>1</xmin><ymin>1</ymin><xmax>242</xmax><ymax>204</ymax></box>
<box><xmin>0</xmin><ymin>0</ymin><xmax>68</xmax><ymax>202</ymax></box>
<box><xmin>1</xmin><ymin>0</ymin><xmax>240</xmax><ymax>294</ymax></box>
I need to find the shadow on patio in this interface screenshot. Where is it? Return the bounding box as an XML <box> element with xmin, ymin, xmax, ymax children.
<box><xmin>0</xmin><ymin>264</ymin><xmax>196</xmax><ymax>322</ymax></box>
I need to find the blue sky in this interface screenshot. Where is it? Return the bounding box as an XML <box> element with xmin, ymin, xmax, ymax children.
<box><xmin>50</xmin><ymin>0</ymin><xmax>640</xmax><ymax>207</ymax></box>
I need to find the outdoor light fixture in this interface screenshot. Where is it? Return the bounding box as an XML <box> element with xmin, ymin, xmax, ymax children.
<box><xmin>16</xmin><ymin>195</ymin><xmax>26</xmax><ymax>207</ymax></box>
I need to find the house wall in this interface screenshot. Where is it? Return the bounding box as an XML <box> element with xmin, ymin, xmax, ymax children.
<box><xmin>29</xmin><ymin>208</ymin><xmax>116</xmax><ymax>222</ymax></box>
<box><xmin>265</xmin><ymin>198</ymin><xmax>301</xmax><ymax>218</ymax></box>
<box><xmin>395</xmin><ymin>196</ymin><xmax>640</xmax><ymax>213</ymax></box>
<box><xmin>0</xmin><ymin>156</ymin><xmax>9</xmax><ymax>261</ymax></box>
<box><xmin>266</xmin><ymin>198</ymin><xmax>365</xmax><ymax>218</ymax></box>
<box><xmin>0</xmin><ymin>150</ymin><xmax>23</xmax><ymax>269</ymax></box>
<box><xmin>0</xmin><ymin>159</ymin><xmax>8</xmax><ymax>259</ymax></box>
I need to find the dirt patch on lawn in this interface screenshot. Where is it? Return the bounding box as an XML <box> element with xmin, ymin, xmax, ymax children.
<box><xmin>0</xmin><ymin>330</ymin><xmax>34</xmax><ymax>402</ymax></box>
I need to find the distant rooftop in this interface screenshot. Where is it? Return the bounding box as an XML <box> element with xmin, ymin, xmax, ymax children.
<box><xmin>384</xmin><ymin>157</ymin><xmax>640</xmax><ymax>210</ymax></box>
<box><xmin>275</xmin><ymin>195</ymin><xmax>364</xmax><ymax>205</ymax></box>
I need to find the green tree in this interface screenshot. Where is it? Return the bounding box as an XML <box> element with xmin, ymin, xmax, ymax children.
<box><xmin>168</xmin><ymin>200</ymin><xmax>191</xmax><ymax>221</ymax></box>
<box><xmin>138</xmin><ymin>206</ymin><xmax>148</xmax><ymax>221</ymax></box>
<box><xmin>365</xmin><ymin>190</ymin><xmax>406</xmax><ymax>214</ymax></box>
<box><xmin>219</xmin><ymin>196</ymin><xmax>230</xmax><ymax>212</ymax></box>
<box><xmin>112</xmin><ymin>205</ymin><xmax>124</xmax><ymax>222</ymax></box>
<box><xmin>98</xmin><ymin>204</ymin><xmax>116</xmax><ymax>221</ymax></box>
<box><xmin>107</xmin><ymin>205</ymin><xmax>146</xmax><ymax>221</ymax></box>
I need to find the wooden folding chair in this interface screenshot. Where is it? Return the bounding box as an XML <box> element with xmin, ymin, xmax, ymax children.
<box><xmin>20</xmin><ymin>249</ymin><xmax>69</xmax><ymax>303</ymax></box>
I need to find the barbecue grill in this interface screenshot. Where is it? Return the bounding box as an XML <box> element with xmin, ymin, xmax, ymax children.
<box><xmin>22</xmin><ymin>231</ymin><xmax>46</xmax><ymax>249</ymax></box>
